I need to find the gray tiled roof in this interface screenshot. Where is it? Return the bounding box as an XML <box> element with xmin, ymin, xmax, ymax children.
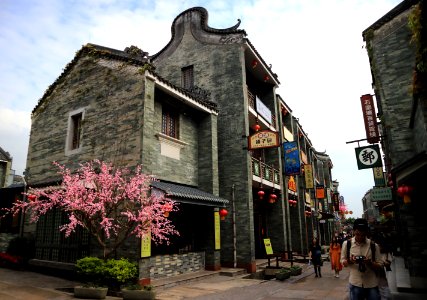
<box><xmin>151</xmin><ymin>181</ymin><xmax>228</xmax><ymax>207</ymax></box>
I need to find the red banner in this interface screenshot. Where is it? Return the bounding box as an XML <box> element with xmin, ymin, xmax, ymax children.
<box><xmin>360</xmin><ymin>94</ymin><xmax>379</xmax><ymax>144</ymax></box>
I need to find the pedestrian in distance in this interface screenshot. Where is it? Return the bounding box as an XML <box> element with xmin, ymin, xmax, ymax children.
<box><xmin>341</xmin><ymin>218</ymin><xmax>383</xmax><ymax>300</ymax></box>
<box><xmin>309</xmin><ymin>238</ymin><xmax>322</xmax><ymax>278</ymax></box>
<box><xmin>329</xmin><ymin>236</ymin><xmax>343</xmax><ymax>278</ymax></box>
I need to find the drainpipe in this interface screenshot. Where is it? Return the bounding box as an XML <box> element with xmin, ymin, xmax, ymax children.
<box><xmin>232</xmin><ymin>184</ymin><xmax>237</xmax><ymax>268</ymax></box>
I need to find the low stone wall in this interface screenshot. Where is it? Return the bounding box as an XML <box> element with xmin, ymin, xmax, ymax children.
<box><xmin>150</xmin><ymin>252</ymin><xmax>205</xmax><ymax>279</ymax></box>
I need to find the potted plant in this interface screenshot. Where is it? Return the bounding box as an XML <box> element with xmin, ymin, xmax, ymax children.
<box><xmin>121</xmin><ymin>284</ymin><xmax>156</xmax><ymax>300</ymax></box>
<box><xmin>275</xmin><ymin>268</ymin><xmax>291</xmax><ymax>281</ymax></box>
<box><xmin>104</xmin><ymin>258</ymin><xmax>138</xmax><ymax>292</ymax></box>
<box><xmin>289</xmin><ymin>265</ymin><xmax>303</xmax><ymax>276</ymax></box>
<box><xmin>74</xmin><ymin>257</ymin><xmax>108</xmax><ymax>299</ymax></box>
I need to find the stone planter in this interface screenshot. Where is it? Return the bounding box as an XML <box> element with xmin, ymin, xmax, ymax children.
<box><xmin>74</xmin><ymin>286</ymin><xmax>108</xmax><ymax>299</ymax></box>
<box><xmin>121</xmin><ymin>289</ymin><xmax>156</xmax><ymax>300</ymax></box>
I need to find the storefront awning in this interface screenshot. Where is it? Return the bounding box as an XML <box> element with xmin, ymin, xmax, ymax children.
<box><xmin>151</xmin><ymin>181</ymin><xmax>229</xmax><ymax>207</ymax></box>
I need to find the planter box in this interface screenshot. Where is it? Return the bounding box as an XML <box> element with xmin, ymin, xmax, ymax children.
<box><xmin>122</xmin><ymin>289</ymin><xmax>156</xmax><ymax>300</ymax></box>
<box><xmin>275</xmin><ymin>271</ymin><xmax>291</xmax><ymax>281</ymax></box>
<box><xmin>74</xmin><ymin>286</ymin><xmax>108</xmax><ymax>299</ymax></box>
<box><xmin>290</xmin><ymin>268</ymin><xmax>302</xmax><ymax>276</ymax></box>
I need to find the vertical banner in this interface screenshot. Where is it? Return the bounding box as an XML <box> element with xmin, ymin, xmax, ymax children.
<box><xmin>263</xmin><ymin>238</ymin><xmax>273</xmax><ymax>255</ymax></box>
<box><xmin>141</xmin><ymin>230</ymin><xmax>151</xmax><ymax>258</ymax></box>
<box><xmin>373</xmin><ymin>167</ymin><xmax>386</xmax><ymax>187</ymax></box>
<box><xmin>214</xmin><ymin>211</ymin><xmax>221</xmax><ymax>250</ymax></box>
<box><xmin>316</xmin><ymin>185</ymin><xmax>325</xmax><ymax>199</ymax></box>
<box><xmin>333</xmin><ymin>193</ymin><xmax>340</xmax><ymax>211</ymax></box>
<box><xmin>283</xmin><ymin>141</ymin><xmax>300</xmax><ymax>175</ymax></box>
<box><xmin>304</xmin><ymin>164</ymin><xmax>314</xmax><ymax>189</ymax></box>
<box><xmin>360</xmin><ymin>94</ymin><xmax>380</xmax><ymax>144</ymax></box>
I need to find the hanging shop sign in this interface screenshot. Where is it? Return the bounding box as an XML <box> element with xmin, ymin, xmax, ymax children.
<box><xmin>304</xmin><ymin>164</ymin><xmax>314</xmax><ymax>189</ymax></box>
<box><xmin>355</xmin><ymin>144</ymin><xmax>382</xmax><ymax>169</ymax></box>
<box><xmin>283</xmin><ymin>141</ymin><xmax>301</xmax><ymax>175</ymax></box>
<box><xmin>316</xmin><ymin>185</ymin><xmax>325</xmax><ymax>199</ymax></box>
<box><xmin>371</xmin><ymin>187</ymin><xmax>392</xmax><ymax>202</ymax></box>
<box><xmin>360</xmin><ymin>94</ymin><xmax>380</xmax><ymax>144</ymax></box>
<box><xmin>332</xmin><ymin>193</ymin><xmax>339</xmax><ymax>211</ymax></box>
<box><xmin>373</xmin><ymin>167</ymin><xmax>386</xmax><ymax>187</ymax></box>
<box><xmin>248</xmin><ymin>130</ymin><xmax>279</xmax><ymax>150</ymax></box>
<box><xmin>288</xmin><ymin>176</ymin><xmax>297</xmax><ymax>193</ymax></box>
<box><xmin>214</xmin><ymin>211</ymin><xmax>221</xmax><ymax>250</ymax></box>
<box><xmin>326</xmin><ymin>188</ymin><xmax>332</xmax><ymax>204</ymax></box>
<box><xmin>141</xmin><ymin>230</ymin><xmax>151</xmax><ymax>258</ymax></box>
<box><xmin>256</xmin><ymin>96</ymin><xmax>272</xmax><ymax>124</ymax></box>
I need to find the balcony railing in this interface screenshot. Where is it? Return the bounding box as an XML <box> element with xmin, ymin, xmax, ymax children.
<box><xmin>251</xmin><ymin>157</ymin><xmax>280</xmax><ymax>185</ymax></box>
<box><xmin>247</xmin><ymin>89</ymin><xmax>276</xmax><ymax>126</ymax></box>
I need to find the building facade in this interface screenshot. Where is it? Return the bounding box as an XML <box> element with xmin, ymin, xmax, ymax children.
<box><xmin>362</xmin><ymin>0</ymin><xmax>427</xmax><ymax>288</ymax></box>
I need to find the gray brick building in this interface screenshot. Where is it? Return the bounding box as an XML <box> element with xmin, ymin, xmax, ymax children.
<box><xmin>363</xmin><ymin>0</ymin><xmax>427</xmax><ymax>288</ymax></box>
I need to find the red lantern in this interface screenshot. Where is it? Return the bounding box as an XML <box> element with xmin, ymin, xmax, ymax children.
<box><xmin>219</xmin><ymin>208</ymin><xmax>228</xmax><ymax>220</ymax></box>
<box><xmin>263</xmin><ymin>74</ymin><xmax>270</xmax><ymax>82</ymax></box>
<box><xmin>27</xmin><ymin>194</ymin><xmax>36</xmax><ymax>201</ymax></box>
<box><xmin>258</xmin><ymin>190</ymin><xmax>265</xmax><ymax>200</ymax></box>
<box><xmin>252</xmin><ymin>123</ymin><xmax>261</xmax><ymax>131</ymax></box>
<box><xmin>252</xmin><ymin>59</ymin><xmax>258</xmax><ymax>68</ymax></box>
<box><xmin>269</xmin><ymin>194</ymin><xmax>277</xmax><ymax>203</ymax></box>
<box><xmin>397</xmin><ymin>186</ymin><xmax>405</xmax><ymax>197</ymax></box>
<box><xmin>162</xmin><ymin>203</ymin><xmax>173</xmax><ymax>218</ymax></box>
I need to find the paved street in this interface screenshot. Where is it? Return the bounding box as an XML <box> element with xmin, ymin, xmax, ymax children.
<box><xmin>1</xmin><ymin>261</ymin><xmax>425</xmax><ymax>299</ymax></box>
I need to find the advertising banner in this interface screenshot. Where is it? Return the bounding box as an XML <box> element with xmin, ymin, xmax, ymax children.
<box><xmin>360</xmin><ymin>94</ymin><xmax>380</xmax><ymax>144</ymax></box>
<box><xmin>283</xmin><ymin>141</ymin><xmax>300</xmax><ymax>175</ymax></box>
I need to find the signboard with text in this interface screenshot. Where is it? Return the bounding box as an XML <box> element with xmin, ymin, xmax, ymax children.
<box><xmin>371</xmin><ymin>187</ymin><xmax>392</xmax><ymax>202</ymax></box>
<box><xmin>360</xmin><ymin>94</ymin><xmax>380</xmax><ymax>144</ymax></box>
<box><xmin>355</xmin><ymin>145</ymin><xmax>382</xmax><ymax>170</ymax></box>
<box><xmin>304</xmin><ymin>164</ymin><xmax>314</xmax><ymax>189</ymax></box>
<box><xmin>283</xmin><ymin>141</ymin><xmax>301</xmax><ymax>175</ymax></box>
<box><xmin>248</xmin><ymin>130</ymin><xmax>279</xmax><ymax>150</ymax></box>
<box><xmin>373</xmin><ymin>167</ymin><xmax>386</xmax><ymax>187</ymax></box>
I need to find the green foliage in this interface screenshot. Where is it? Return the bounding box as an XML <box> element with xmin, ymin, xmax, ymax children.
<box><xmin>76</xmin><ymin>257</ymin><xmax>106</xmax><ymax>287</ymax></box>
<box><xmin>104</xmin><ymin>258</ymin><xmax>138</xmax><ymax>288</ymax></box>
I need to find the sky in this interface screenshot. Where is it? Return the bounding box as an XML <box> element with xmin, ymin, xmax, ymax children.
<box><xmin>0</xmin><ymin>0</ymin><xmax>402</xmax><ymax>218</ymax></box>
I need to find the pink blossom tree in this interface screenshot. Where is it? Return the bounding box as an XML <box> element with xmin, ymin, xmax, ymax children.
<box><xmin>8</xmin><ymin>160</ymin><xmax>179</xmax><ymax>258</ymax></box>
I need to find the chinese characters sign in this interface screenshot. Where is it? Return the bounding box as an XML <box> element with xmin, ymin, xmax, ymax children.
<box><xmin>214</xmin><ymin>211</ymin><xmax>221</xmax><ymax>250</ymax></box>
<box><xmin>373</xmin><ymin>167</ymin><xmax>386</xmax><ymax>187</ymax></box>
<box><xmin>304</xmin><ymin>164</ymin><xmax>314</xmax><ymax>189</ymax></box>
<box><xmin>316</xmin><ymin>185</ymin><xmax>325</xmax><ymax>199</ymax></box>
<box><xmin>355</xmin><ymin>145</ymin><xmax>382</xmax><ymax>169</ymax></box>
<box><xmin>371</xmin><ymin>187</ymin><xmax>392</xmax><ymax>202</ymax></box>
<box><xmin>360</xmin><ymin>94</ymin><xmax>380</xmax><ymax>144</ymax></box>
<box><xmin>283</xmin><ymin>141</ymin><xmax>301</xmax><ymax>175</ymax></box>
<box><xmin>248</xmin><ymin>130</ymin><xmax>279</xmax><ymax>150</ymax></box>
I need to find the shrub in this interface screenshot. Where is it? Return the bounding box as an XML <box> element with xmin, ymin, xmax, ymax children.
<box><xmin>104</xmin><ymin>258</ymin><xmax>138</xmax><ymax>290</ymax></box>
<box><xmin>76</xmin><ymin>257</ymin><xmax>106</xmax><ymax>287</ymax></box>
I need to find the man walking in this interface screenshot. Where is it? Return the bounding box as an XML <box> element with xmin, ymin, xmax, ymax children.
<box><xmin>341</xmin><ymin>218</ymin><xmax>383</xmax><ymax>300</ymax></box>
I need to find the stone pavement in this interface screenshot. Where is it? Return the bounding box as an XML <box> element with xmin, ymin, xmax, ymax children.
<box><xmin>0</xmin><ymin>258</ymin><xmax>426</xmax><ymax>299</ymax></box>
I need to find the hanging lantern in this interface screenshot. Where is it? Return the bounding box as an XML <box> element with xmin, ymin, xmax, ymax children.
<box><xmin>27</xmin><ymin>194</ymin><xmax>36</xmax><ymax>201</ymax></box>
<box><xmin>269</xmin><ymin>194</ymin><xmax>277</xmax><ymax>204</ymax></box>
<box><xmin>252</xmin><ymin>123</ymin><xmax>261</xmax><ymax>131</ymax></box>
<box><xmin>162</xmin><ymin>203</ymin><xmax>173</xmax><ymax>218</ymax></box>
<box><xmin>219</xmin><ymin>208</ymin><xmax>228</xmax><ymax>220</ymax></box>
<box><xmin>252</xmin><ymin>59</ymin><xmax>258</xmax><ymax>68</ymax></box>
<box><xmin>349</xmin><ymin>211</ymin><xmax>353</xmax><ymax>214</ymax></box>
<box><xmin>397</xmin><ymin>186</ymin><xmax>405</xmax><ymax>197</ymax></box>
<box><xmin>258</xmin><ymin>190</ymin><xmax>265</xmax><ymax>200</ymax></box>
<box><xmin>263</xmin><ymin>74</ymin><xmax>270</xmax><ymax>82</ymax></box>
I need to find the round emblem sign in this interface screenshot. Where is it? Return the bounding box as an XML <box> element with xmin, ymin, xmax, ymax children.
<box><xmin>358</xmin><ymin>147</ymin><xmax>379</xmax><ymax>166</ymax></box>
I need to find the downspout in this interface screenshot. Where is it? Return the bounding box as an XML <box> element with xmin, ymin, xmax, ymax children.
<box><xmin>232</xmin><ymin>184</ymin><xmax>237</xmax><ymax>268</ymax></box>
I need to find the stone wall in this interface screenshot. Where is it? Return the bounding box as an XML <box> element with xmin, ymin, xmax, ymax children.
<box><xmin>147</xmin><ymin>252</ymin><xmax>205</xmax><ymax>279</ymax></box>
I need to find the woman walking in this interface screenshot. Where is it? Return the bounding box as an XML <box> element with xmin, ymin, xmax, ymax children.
<box><xmin>329</xmin><ymin>236</ymin><xmax>343</xmax><ymax>278</ymax></box>
<box><xmin>310</xmin><ymin>238</ymin><xmax>322</xmax><ymax>277</ymax></box>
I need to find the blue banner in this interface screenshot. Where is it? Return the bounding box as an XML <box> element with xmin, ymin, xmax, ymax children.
<box><xmin>283</xmin><ymin>141</ymin><xmax>301</xmax><ymax>175</ymax></box>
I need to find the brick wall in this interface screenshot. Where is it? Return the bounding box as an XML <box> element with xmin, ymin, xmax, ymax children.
<box><xmin>147</xmin><ymin>252</ymin><xmax>205</xmax><ymax>279</ymax></box>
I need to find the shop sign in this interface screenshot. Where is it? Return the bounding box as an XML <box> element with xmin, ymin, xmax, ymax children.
<box><xmin>371</xmin><ymin>187</ymin><xmax>392</xmax><ymax>202</ymax></box>
<box><xmin>288</xmin><ymin>176</ymin><xmax>297</xmax><ymax>192</ymax></box>
<box><xmin>355</xmin><ymin>144</ymin><xmax>382</xmax><ymax>170</ymax></box>
<box><xmin>283</xmin><ymin>141</ymin><xmax>300</xmax><ymax>175</ymax></box>
<box><xmin>373</xmin><ymin>167</ymin><xmax>386</xmax><ymax>187</ymax></box>
<box><xmin>263</xmin><ymin>238</ymin><xmax>273</xmax><ymax>255</ymax></box>
<box><xmin>248</xmin><ymin>130</ymin><xmax>279</xmax><ymax>150</ymax></box>
<box><xmin>360</xmin><ymin>94</ymin><xmax>380</xmax><ymax>144</ymax></box>
<box><xmin>141</xmin><ymin>230</ymin><xmax>151</xmax><ymax>258</ymax></box>
<box><xmin>304</xmin><ymin>164</ymin><xmax>314</xmax><ymax>189</ymax></box>
<box><xmin>214</xmin><ymin>211</ymin><xmax>221</xmax><ymax>250</ymax></box>
<box><xmin>256</xmin><ymin>96</ymin><xmax>272</xmax><ymax>124</ymax></box>
<box><xmin>316</xmin><ymin>185</ymin><xmax>325</xmax><ymax>199</ymax></box>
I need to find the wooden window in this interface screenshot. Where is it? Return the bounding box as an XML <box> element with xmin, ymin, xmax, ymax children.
<box><xmin>162</xmin><ymin>108</ymin><xmax>179</xmax><ymax>139</ymax></box>
<box><xmin>181</xmin><ymin>65</ymin><xmax>194</xmax><ymax>89</ymax></box>
<box><xmin>71</xmin><ymin>113</ymin><xmax>82</xmax><ymax>149</ymax></box>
